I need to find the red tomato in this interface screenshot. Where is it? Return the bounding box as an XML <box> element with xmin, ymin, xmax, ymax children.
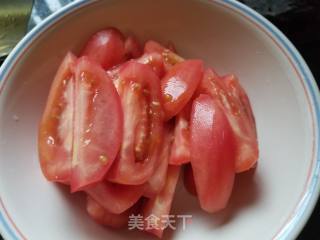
<box><xmin>136</xmin><ymin>52</ymin><xmax>165</xmax><ymax>78</ymax></box>
<box><xmin>38</xmin><ymin>52</ymin><xmax>76</xmax><ymax>184</ymax></box>
<box><xmin>169</xmin><ymin>104</ymin><xmax>191</xmax><ymax>165</ymax></box>
<box><xmin>161</xmin><ymin>60</ymin><xmax>204</xmax><ymax>120</ymax></box>
<box><xmin>107</xmin><ymin>52</ymin><xmax>165</xmax><ymax>85</ymax></box>
<box><xmin>142</xmin><ymin>165</ymin><xmax>180</xmax><ymax>238</ymax></box>
<box><xmin>71</xmin><ymin>57</ymin><xmax>123</xmax><ymax>192</ymax></box>
<box><xmin>86</xmin><ymin>181</ymin><xmax>145</xmax><ymax>214</ymax></box>
<box><xmin>107</xmin><ymin>61</ymin><xmax>164</xmax><ymax>185</ymax></box>
<box><xmin>198</xmin><ymin>69</ymin><xmax>258</xmax><ymax>172</ymax></box>
<box><xmin>124</xmin><ymin>35</ymin><xmax>143</xmax><ymax>59</ymax></box>
<box><xmin>196</xmin><ymin>68</ymin><xmax>219</xmax><ymax>95</ymax></box>
<box><xmin>81</xmin><ymin>28</ymin><xmax>125</xmax><ymax>69</ymax></box>
<box><xmin>144</xmin><ymin>40</ymin><xmax>166</xmax><ymax>54</ymax></box>
<box><xmin>144</xmin><ymin>124</ymin><xmax>173</xmax><ymax>198</ymax></box>
<box><xmin>222</xmin><ymin>74</ymin><xmax>258</xmax><ymax>172</ymax></box>
<box><xmin>183</xmin><ymin>164</ymin><xmax>197</xmax><ymax>196</ymax></box>
<box><xmin>190</xmin><ymin>94</ymin><xmax>236</xmax><ymax>213</ymax></box>
<box><xmin>144</xmin><ymin>40</ymin><xmax>183</xmax><ymax>70</ymax></box>
<box><xmin>86</xmin><ymin>195</ymin><xmax>142</xmax><ymax>228</ymax></box>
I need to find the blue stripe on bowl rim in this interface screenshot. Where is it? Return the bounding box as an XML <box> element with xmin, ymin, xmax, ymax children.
<box><xmin>217</xmin><ymin>1</ymin><xmax>320</xmax><ymax>239</ymax></box>
<box><xmin>0</xmin><ymin>0</ymin><xmax>319</xmax><ymax>239</ymax></box>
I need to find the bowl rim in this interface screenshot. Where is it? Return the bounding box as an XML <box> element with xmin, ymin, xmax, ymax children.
<box><xmin>0</xmin><ymin>0</ymin><xmax>319</xmax><ymax>239</ymax></box>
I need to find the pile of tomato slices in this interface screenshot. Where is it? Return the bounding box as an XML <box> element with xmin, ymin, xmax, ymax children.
<box><xmin>38</xmin><ymin>27</ymin><xmax>259</xmax><ymax>238</ymax></box>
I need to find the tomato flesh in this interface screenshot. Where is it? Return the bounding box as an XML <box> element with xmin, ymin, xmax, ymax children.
<box><xmin>39</xmin><ymin>29</ymin><xmax>259</xmax><ymax>238</ymax></box>
<box><xmin>38</xmin><ymin>52</ymin><xmax>76</xmax><ymax>184</ymax></box>
<box><xmin>86</xmin><ymin>181</ymin><xmax>145</xmax><ymax>214</ymax></box>
<box><xmin>71</xmin><ymin>57</ymin><xmax>123</xmax><ymax>192</ymax></box>
<box><xmin>169</xmin><ymin>104</ymin><xmax>191</xmax><ymax>165</ymax></box>
<box><xmin>144</xmin><ymin>40</ymin><xmax>183</xmax><ymax>69</ymax></box>
<box><xmin>161</xmin><ymin>60</ymin><xmax>203</xmax><ymax>120</ymax></box>
<box><xmin>136</xmin><ymin>52</ymin><xmax>165</xmax><ymax>78</ymax></box>
<box><xmin>198</xmin><ymin>69</ymin><xmax>258</xmax><ymax>172</ymax></box>
<box><xmin>81</xmin><ymin>28</ymin><xmax>125</xmax><ymax>69</ymax></box>
<box><xmin>222</xmin><ymin>74</ymin><xmax>259</xmax><ymax>172</ymax></box>
<box><xmin>107</xmin><ymin>61</ymin><xmax>164</xmax><ymax>185</ymax></box>
<box><xmin>86</xmin><ymin>195</ymin><xmax>142</xmax><ymax>228</ymax></box>
<box><xmin>144</xmin><ymin>124</ymin><xmax>173</xmax><ymax>198</ymax></box>
<box><xmin>190</xmin><ymin>94</ymin><xmax>236</xmax><ymax>213</ymax></box>
<box><xmin>142</xmin><ymin>166</ymin><xmax>180</xmax><ymax>238</ymax></box>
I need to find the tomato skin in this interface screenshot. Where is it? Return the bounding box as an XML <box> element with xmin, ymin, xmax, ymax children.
<box><xmin>142</xmin><ymin>166</ymin><xmax>180</xmax><ymax>238</ymax></box>
<box><xmin>107</xmin><ymin>61</ymin><xmax>164</xmax><ymax>185</ymax></box>
<box><xmin>198</xmin><ymin>69</ymin><xmax>258</xmax><ymax>173</ymax></box>
<box><xmin>86</xmin><ymin>181</ymin><xmax>145</xmax><ymax>214</ymax></box>
<box><xmin>144</xmin><ymin>124</ymin><xmax>173</xmax><ymax>198</ymax></box>
<box><xmin>183</xmin><ymin>164</ymin><xmax>197</xmax><ymax>196</ymax></box>
<box><xmin>124</xmin><ymin>35</ymin><xmax>143</xmax><ymax>59</ymax></box>
<box><xmin>169</xmin><ymin>104</ymin><xmax>191</xmax><ymax>165</ymax></box>
<box><xmin>161</xmin><ymin>60</ymin><xmax>204</xmax><ymax>120</ymax></box>
<box><xmin>71</xmin><ymin>57</ymin><xmax>123</xmax><ymax>192</ymax></box>
<box><xmin>86</xmin><ymin>195</ymin><xmax>142</xmax><ymax>228</ymax></box>
<box><xmin>38</xmin><ymin>52</ymin><xmax>76</xmax><ymax>184</ymax></box>
<box><xmin>144</xmin><ymin>40</ymin><xmax>166</xmax><ymax>55</ymax></box>
<box><xmin>190</xmin><ymin>94</ymin><xmax>236</xmax><ymax>213</ymax></box>
<box><xmin>81</xmin><ymin>28</ymin><xmax>125</xmax><ymax>69</ymax></box>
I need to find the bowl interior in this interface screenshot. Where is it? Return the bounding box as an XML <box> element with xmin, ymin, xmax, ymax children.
<box><xmin>0</xmin><ymin>0</ymin><xmax>315</xmax><ymax>239</ymax></box>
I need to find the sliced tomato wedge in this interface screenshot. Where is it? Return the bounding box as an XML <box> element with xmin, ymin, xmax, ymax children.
<box><xmin>222</xmin><ymin>74</ymin><xmax>258</xmax><ymax>172</ymax></box>
<box><xmin>196</xmin><ymin>68</ymin><xmax>219</xmax><ymax>95</ymax></box>
<box><xmin>183</xmin><ymin>164</ymin><xmax>197</xmax><ymax>196</ymax></box>
<box><xmin>136</xmin><ymin>52</ymin><xmax>165</xmax><ymax>78</ymax></box>
<box><xmin>190</xmin><ymin>94</ymin><xmax>236</xmax><ymax>213</ymax></box>
<box><xmin>124</xmin><ymin>35</ymin><xmax>142</xmax><ymax>59</ymax></box>
<box><xmin>198</xmin><ymin>69</ymin><xmax>258</xmax><ymax>172</ymax></box>
<box><xmin>107</xmin><ymin>52</ymin><xmax>165</xmax><ymax>86</ymax></box>
<box><xmin>38</xmin><ymin>52</ymin><xmax>76</xmax><ymax>184</ymax></box>
<box><xmin>144</xmin><ymin>124</ymin><xmax>173</xmax><ymax>198</ymax></box>
<box><xmin>169</xmin><ymin>104</ymin><xmax>191</xmax><ymax>165</ymax></box>
<box><xmin>86</xmin><ymin>195</ymin><xmax>142</xmax><ymax>228</ymax></box>
<box><xmin>71</xmin><ymin>57</ymin><xmax>123</xmax><ymax>192</ymax></box>
<box><xmin>144</xmin><ymin>40</ymin><xmax>183</xmax><ymax>69</ymax></box>
<box><xmin>107</xmin><ymin>61</ymin><xmax>164</xmax><ymax>185</ymax></box>
<box><xmin>161</xmin><ymin>60</ymin><xmax>204</xmax><ymax>120</ymax></box>
<box><xmin>86</xmin><ymin>181</ymin><xmax>145</xmax><ymax>214</ymax></box>
<box><xmin>142</xmin><ymin>165</ymin><xmax>180</xmax><ymax>238</ymax></box>
<box><xmin>144</xmin><ymin>40</ymin><xmax>166</xmax><ymax>55</ymax></box>
<box><xmin>81</xmin><ymin>28</ymin><xmax>125</xmax><ymax>69</ymax></box>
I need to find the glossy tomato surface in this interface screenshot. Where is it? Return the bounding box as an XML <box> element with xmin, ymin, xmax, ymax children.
<box><xmin>198</xmin><ymin>69</ymin><xmax>258</xmax><ymax>172</ymax></box>
<box><xmin>38</xmin><ymin>52</ymin><xmax>76</xmax><ymax>184</ymax></box>
<box><xmin>71</xmin><ymin>57</ymin><xmax>123</xmax><ymax>191</ymax></box>
<box><xmin>81</xmin><ymin>28</ymin><xmax>125</xmax><ymax>69</ymax></box>
<box><xmin>107</xmin><ymin>61</ymin><xmax>164</xmax><ymax>185</ymax></box>
<box><xmin>190</xmin><ymin>94</ymin><xmax>236</xmax><ymax>213</ymax></box>
<box><xmin>161</xmin><ymin>60</ymin><xmax>204</xmax><ymax>120</ymax></box>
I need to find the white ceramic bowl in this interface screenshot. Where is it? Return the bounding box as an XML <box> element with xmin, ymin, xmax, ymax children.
<box><xmin>0</xmin><ymin>0</ymin><xmax>319</xmax><ymax>239</ymax></box>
